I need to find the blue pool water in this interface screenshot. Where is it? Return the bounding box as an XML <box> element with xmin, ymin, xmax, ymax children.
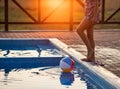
<box><xmin>0</xmin><ymin>39</ymin><xmax>116</xmax><ymax>89</ymax></box>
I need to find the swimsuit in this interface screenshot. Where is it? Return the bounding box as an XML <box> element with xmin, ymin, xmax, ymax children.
<box><xmin>85</xmin><ymin>0</ymin><xmax>100</xmax><ymax>24</ymax></box>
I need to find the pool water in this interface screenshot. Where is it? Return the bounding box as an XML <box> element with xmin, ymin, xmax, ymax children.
<box><xmin>0</xmin><ymin>39</ymin><xmax>117</xmax><ymax>89</ymax></box>
<box><xmin>0</xmin><ymin>66</ymin><xmax>101</xmax><ymax>89</ymax></box>
<box><xmin>0</xmin><ymin>39</ymin><xmax>63</xmax><ymax>58</ymax></box>
<box><xmin>0</xmin><ymin>67</ymin><xmax>80</xmax><ymax>89</ymax></box>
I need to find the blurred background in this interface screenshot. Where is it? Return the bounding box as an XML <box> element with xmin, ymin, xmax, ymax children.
<box><xmin>0</xmin><ymin>0</ymin><xmax>120</xmax><ymax>31</ymax></box>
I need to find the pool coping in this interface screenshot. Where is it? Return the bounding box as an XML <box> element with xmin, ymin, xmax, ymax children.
<box><xmin>49</xmin><ymin>38</ymin><xmax>120</xmax><ymax>89</ymax></box>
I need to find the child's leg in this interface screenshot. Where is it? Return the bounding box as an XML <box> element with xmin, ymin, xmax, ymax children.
<box><xmin>76</xmin><ymin>17</ymin><xmax>93</xmax><ymax>60</ymax></box>
<box><xmin>87</xmin><ymin>26</ymin><xmax>95</xmax><ymax>49</ymax></box>
<box><xmin>86</xmin><ymin>26</ymin><xmax>95</xmax><ymax>61</ymax></box>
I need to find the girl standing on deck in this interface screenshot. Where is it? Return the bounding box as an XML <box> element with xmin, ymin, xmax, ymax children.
<box><xmin>76</xmin><ymin>0</ymin><xmax>100</xmax><ymax>62</ymax></box>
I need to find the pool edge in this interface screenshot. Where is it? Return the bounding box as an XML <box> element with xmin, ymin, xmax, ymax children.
<box><xmin>49</xmin><ymin>38</ymin><xmax>120</xmax><ymax>89</ymax></box>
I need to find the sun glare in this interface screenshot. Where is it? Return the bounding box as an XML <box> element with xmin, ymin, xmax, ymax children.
<box><xmin>22</xmin><ymin>0</ymin><xmax>83</xmax><ymax>22</ymax></box>
<box><xmin>46</xmin><ymin>0</ymin><xmax>65</xmax><ymax>8</ymax></box>
<box><xmin>40</xmin><ymin>0</ymin><xmax>70</xmax><ymax>22</ymax></box>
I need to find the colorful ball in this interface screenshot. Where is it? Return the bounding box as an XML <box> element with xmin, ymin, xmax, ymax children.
<box><xmin>59</xmin><ymin>56</ymin><xmax>74</xmax><ymax>72</ymax></box>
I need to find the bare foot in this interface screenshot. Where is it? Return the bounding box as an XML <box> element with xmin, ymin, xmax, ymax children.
<box><xmin>87</xmin><ymin>49</ymin><xmax>95</xmax><ymax>61</ymax></box>
<box><xmin>81</xmin><ymin>58</ymin><xmax>95</xmax><ymax>62</ymax></box>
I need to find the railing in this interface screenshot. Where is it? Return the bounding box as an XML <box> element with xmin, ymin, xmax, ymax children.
<box><xmin>0</xmin><ymin>0</ymin><xmax>120</xmax><ymax>31</ymax></box>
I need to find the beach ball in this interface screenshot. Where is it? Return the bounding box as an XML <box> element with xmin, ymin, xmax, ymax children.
<box><xmin>60</xmin><ymin>56</ymin><xmax>74</xmax><ymax>72</ymax></box>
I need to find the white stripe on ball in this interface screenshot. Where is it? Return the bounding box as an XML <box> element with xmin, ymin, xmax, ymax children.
<box><xmin>60</xmin><ymin>61</ymin><xmax>70</xmax><ymax>69</ymax></box>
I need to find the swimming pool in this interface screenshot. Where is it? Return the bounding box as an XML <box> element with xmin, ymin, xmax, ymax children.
<box><xmin>0</xmin><ymin>38</ymin><xmax>120</xmax><ymax>89</ymax></box>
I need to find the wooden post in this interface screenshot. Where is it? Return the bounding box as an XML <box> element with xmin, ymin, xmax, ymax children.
<box><xmin>4</xmin><ymin>0</ymin><xmax>9</xmax><ymax>31</ymax></box>
<box><xmin>101</xmin><ymin>0</ymin><xmax>105</xmax><ymax>23</ymax></box>
<box><xmin>38</xmin><ymin>0</ymin><xmax>41</xmax><ymax>22</ymax></box>
<box><xmin>69</xmin><ymin>0</ymin><xmax>73</xmax><ymax>31</ymax></box>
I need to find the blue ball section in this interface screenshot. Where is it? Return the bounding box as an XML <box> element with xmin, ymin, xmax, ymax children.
<box><xmin>61</xmin><ymin>57</ymin><xmax>72</xmax><ymax>66</ymax></box>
